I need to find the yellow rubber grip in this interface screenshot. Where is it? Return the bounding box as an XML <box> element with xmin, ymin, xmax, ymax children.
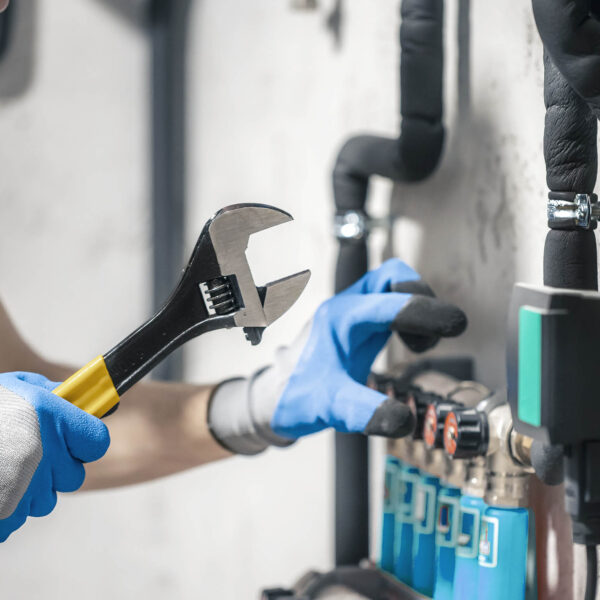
<box><xmin>53</xmin><ymin>356</ymin><xmax>120</xmax><ymax>418</ymax></box>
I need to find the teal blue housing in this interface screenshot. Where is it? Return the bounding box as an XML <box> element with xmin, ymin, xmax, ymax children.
<box><xmin>380</xmin><ymin>456</ymin><xmax>399</xmax><ymax>573</ymax></box>
<box><xmin>453</xmin><ymin>495</ymin><xmax>486</xmax><ymax>599</ymax></box>
<box><xmin>394</xmin><ymin>464</ymin><xmax>420</xmax><ymax>584</ymax></box>
<box><xmin>412</xmin><ymin>474</ymin><xmax>441</xmax><ymax>597</ymax></box>
<box><xmin>518</xmin><ymin>307</ymin><xmax>543</xmax><ymax>427</ymax></box>
<box><xmin>477</xmin><ymin>506</ymin><xmax>528</xmax><ymax>600</ymax></box>
<box><xmin>433</xmin><ymin>486</ymin><xmax>461</xmax><ymax>600</ymax></box>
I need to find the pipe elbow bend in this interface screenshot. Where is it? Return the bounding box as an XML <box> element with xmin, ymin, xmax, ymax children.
<box><xmin>533</xmin><ymin>0</ymin><xmax>600</xmax><ymax>111</ymax></box>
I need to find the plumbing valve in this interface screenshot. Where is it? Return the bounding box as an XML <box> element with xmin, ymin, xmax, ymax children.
<box><xmin>443</xmin><ymin>393</ymin><xmax>533</xmax><ymax>508</ymax></box>
<box><xmin>424</xmin><ymin>400</ymin><xmax>462</xmax><ymax>449</ymax></box>
<box><xmin>443</xmin><ymin>408</ymin><xmax>488</xmax><ymax>459</ymax></box>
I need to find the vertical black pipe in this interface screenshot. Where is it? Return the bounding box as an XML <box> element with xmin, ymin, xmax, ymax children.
<box><xmin>542</xmin><ymin>52</ymin><xmax>598</xmax><ymax>291</ymax></box>
<box><xmin>150</xmin><ymin>0</ymin><xmax>191</xmax><ymax>382</ymax></box>
<box><xmin>332</xmin><ymin>0</ymin><xmax>444</xmax><ymax>566</ymax></box>
<box><xmin>334</xmin><ymin>255</ymin><xmax>370</xmax><ymax>567</ymax></box>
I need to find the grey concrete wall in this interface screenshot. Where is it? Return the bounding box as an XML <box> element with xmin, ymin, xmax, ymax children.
<box><xmin>0</xmin><ymin>0</ymin><xmax>583</xmax><ymax>598</ymax></box>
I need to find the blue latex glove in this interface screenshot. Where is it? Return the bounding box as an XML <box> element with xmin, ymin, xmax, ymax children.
<box><xmin>208</xmin><ymin>259</ymin><xmax>467</xmax><ymax>454</ymax></box>
<box><xmin>0</xmin><ymin>372</ymin><xmax>110</xmax><ymax>542</ymax></box>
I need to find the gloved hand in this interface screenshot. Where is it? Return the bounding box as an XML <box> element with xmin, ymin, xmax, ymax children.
<box><xmin>0</xmin><ymin>372</ymin><xmax>110</xmax><ymax>541</ymax></box>
<box><xmin>208</xmin><ymin>259</ymin><xmax>467</xmax><ymax>454</ymax></box>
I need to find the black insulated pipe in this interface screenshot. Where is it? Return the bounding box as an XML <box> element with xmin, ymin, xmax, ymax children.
<box><xmin>542</xmin><ymin>52</ymin><xmax>598</xmax><ymax>291</ymax></box>
<box><xmin>532</xmin><ymin>0</ymin><xmax>600</xmax><ymax>119</ymax></box>
<box><xmin>537</xmin><ymin>19</ymin><xmax>600</xmax><ymax>600</ymax></box>
<box><xmin>332</xmin><ymin>0</ymin><xmax>444</xmax><ymax>566</ymax></box>
<box><xmin>333</xmin><ymin>0</ymin><xmax>444</xmax><ymax>292</ymax></box>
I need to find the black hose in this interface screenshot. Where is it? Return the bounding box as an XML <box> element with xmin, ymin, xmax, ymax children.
<box><xmin>332</xmin><ymin>0</ymin><xmax>444</xmax><ymax>223</ymax></box>
<box><xmin>332</xmin><ymin>0</ymin><xmax>445</xmax><ymax>567</ymax></box>
<box><xmin>533</xmin><ymin>0</ymin><xmax>600</xmax><ymax>117</ymax></box>
<box><xmin>542</xmin><ymin>52</ymin><xmax>598</xmax><ymax>198</ymax></box>
<box><xmin>586</xmin><ymin>545</ymin><xmax>598</xmax><ymax>600</ymax></box>
<box><xmin>542</xmin><ymin>52</ymin><xmax>598</xmax><ymax>292</ymax></box>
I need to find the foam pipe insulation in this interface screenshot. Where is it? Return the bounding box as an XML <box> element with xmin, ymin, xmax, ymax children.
<box><xmin>332</xmin><ymin>0</ymin><xmax>444</xmax><ymax>292</ymax></box>
<box><xmin>332</xmin><ymin>0</ymin><xmax>445</xmax><ymax>567</ymax></box>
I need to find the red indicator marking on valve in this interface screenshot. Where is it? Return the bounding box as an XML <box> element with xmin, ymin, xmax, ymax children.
<box><xmin>444</xmin><ymin>411</ymin><xmax>459</xmax><ymax>456</ymax></box>
<box><xmin>424</xmin><ymin>404</ymin><xmax>438</xmax><ymax>448</ymax></box>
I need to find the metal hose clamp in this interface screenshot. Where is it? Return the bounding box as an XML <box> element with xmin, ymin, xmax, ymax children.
<box><xmin>547</xmin><ymin>192</ymin><xmax>600</xmax><ymax>230</ymax></box>
<box><xmin>334</xmin><ymin>210</ymin><xmax>393</xmax><ymax>241</ymax></box>
<box><xmin>334</xmin><ymin>210</ymin><xmax>368</xmax><ymax>241</ymax></box>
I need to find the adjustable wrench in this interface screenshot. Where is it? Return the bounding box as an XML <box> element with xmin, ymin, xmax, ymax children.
<box><xmin>54</xmin><ymin>203</ymin><xmax>310</xmax><ymax>418</ymax></box>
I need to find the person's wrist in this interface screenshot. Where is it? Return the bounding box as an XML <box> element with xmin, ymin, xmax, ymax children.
<box><xmin>207</xmin><ymin>369</ymin><xmax>296</xmax><ymax>455</ymax></box>
<box><xmin>248</xmin><ymin>367</ymin><xmax>296</xmax><ymax>448</ymax></box>
<box><xmin>207</xmin><ymin>378</ymin><xmax>270</xmax><ymax>456</ymax></box>
<box><xmin>207</xmin><ymin>322</ymin><xmax>311</xmax><ymax>454</ymax></box>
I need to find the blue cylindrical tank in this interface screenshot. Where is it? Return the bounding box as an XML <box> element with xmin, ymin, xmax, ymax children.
<box><xmin>433</xmin><ymin>485</ymin><xmax>461</xmax><ymax>600</ymax></box>
<box><xmin>379</xmin><ymin>456</ymin><xmax>399</xmax><ymax>573</ymax></box>
<box><xmin>477</xmin><ymin>506</ymin><xmax>528</xmax><ymax>600</ymax></box>
<box><xmin>453</xmin><ymin>494</ymin><xmax>486</xmax><ymax>599</ymax></box>
<box><xmin>394</xmin><ymin>463</ymin><xmax>420</xmax><ymax>585</ymax></box>
<box><xmin>411</xmin><ymin>473</ymin><xmax>441</xmax><ymax>597</ymax></box>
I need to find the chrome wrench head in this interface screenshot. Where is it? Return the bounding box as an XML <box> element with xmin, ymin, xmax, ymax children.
<box><xmin>206</xmin><ymin>203</ymin><xmax>311</xmax><ymax>343</ymax></box>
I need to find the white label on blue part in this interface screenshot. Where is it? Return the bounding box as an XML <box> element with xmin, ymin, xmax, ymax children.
<box><xmin>436</xmin><ymin>496</ymin><xmax>460</xmax><ymax>547</ymax></box>
<box><xmin>399</xmin><ymin>473</ymin><xmax>420</xmax><ymax>521</ymax></box>
<box><xmin>383</xmin><ymin>463</ymin><xmax>396</xmax><ymax>512</ymax></box>
<box><xmin>456</xmin><ymin>506</ymin><xmax>480</xmax><ymax>559</ymax></box>
<box><xmin>478</xmin><ymin>516</ymin><xmax>499</xmax><ymax>568</ymax></box>
<box><xmin>414</xmin><ymin>483</ymin><xmax>437</xmax><ymax>535</ymax></box>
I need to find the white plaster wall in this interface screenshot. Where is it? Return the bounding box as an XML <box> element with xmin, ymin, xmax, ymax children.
<box><xmin>0</xmin><ymin>0</ymin><xmax>574</xmax><ymax>598</ymax></box>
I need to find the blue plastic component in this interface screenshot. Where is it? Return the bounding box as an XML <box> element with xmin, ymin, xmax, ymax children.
<box><xmin>394</xmin><ymin>463</ymin><xmax>420</xmax><ymax>584</ymax></box>
<box><xmin>412</xmin><ymin>473</ymin><xmax>441</xmax><ymax>597</ymax></box>
<box><xmin>453</xmin><ymin>495</ymin><xmax>486</xmax><ymax>600</ymax></box>
<box><xmin>433</xmin><ymin>485</ymin><xmax>461</xmax><ymax>600</ymax></box>
<box><xmin>477</xmin><ymin>506</ymin><xmax>528</xmax><ymax>600</ymax></box>
<box><xmin>380</xmin><ymin>456</ymin><xmax>400</xmax><ymax>572</ymax></box>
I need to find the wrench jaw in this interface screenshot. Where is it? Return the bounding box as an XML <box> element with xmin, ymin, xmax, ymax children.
<box><xmin>201</xmin><ymin>203</ymin><xmax>311</xmax><ymax>344</ymax></box>
<box><xmin>143</xmin><ymin>203</ymin><xmax>310</xmax><ymax>348</ymax></box>
<box><xmin>260</xmin><ymin>270</ymin><xmax>311</xmax><ymax>326</ymax></box>
<box><xmin>241</xmin><ymin>269</ymin><xmax>312</xmax><ymax>345</ymax></box>
<box><xmin>208</xmin><ymin>203</ymin><xmax>295</xmax><ymax>329</ymax></box>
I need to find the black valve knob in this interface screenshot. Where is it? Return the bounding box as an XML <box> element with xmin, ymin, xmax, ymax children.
<box><xmin>443</xmin><ymin>408</ymin><xmax>488</xmax><ymax>458</ymax></box>
<box><xmin>424</xmin><ymin>400</ymin><xmax>462</xmax><ymax>449</ymax></box>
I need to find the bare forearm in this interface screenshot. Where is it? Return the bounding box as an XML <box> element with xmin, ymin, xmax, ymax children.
<box><xmin>34</xmin><ymin>363</ymin><xmax>232</xmax><ymax>490</ymax></box>
<box><xmin>82</xmin><ymin>379</ymin><xmax>231</xmax><ymax>489</ymax></box>
<box><xmin>0</xmin><ymin>300</ymin><xmax>232</xmax><ymax>490</ymax></box>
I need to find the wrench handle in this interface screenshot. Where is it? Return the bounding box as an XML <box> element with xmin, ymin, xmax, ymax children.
<box><xmin>53</xmin><ymin>356</ymin><xmax>119</xmax><ymax>418</ymax></box>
